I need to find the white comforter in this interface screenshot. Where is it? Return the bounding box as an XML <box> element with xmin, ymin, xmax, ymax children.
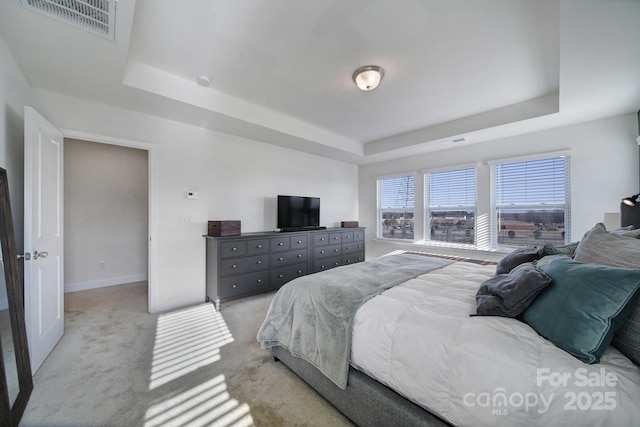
<box><xmin>350</xmin><ymin>262</ymin><xmax>640</xmax><ymax>427</ymax></box>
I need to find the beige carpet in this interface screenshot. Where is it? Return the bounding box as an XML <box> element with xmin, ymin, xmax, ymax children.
<box><xmin>20</xmin><ymin>282</ymin><xmax>353</xmax><ymax>427</ymax></box>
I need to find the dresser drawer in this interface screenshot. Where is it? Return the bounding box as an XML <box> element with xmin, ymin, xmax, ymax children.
<box><xmin>270</xmin><ymin>248</ymin><xmax>307</xmax><ymax>268</ymax></box>
<box><xmin>353</xmin><ymin>229</ymin><xmax>364</xmax><ymax>241</ymax></box>
<box><xmin>290</xmin><ymin>235</ymin><xmax>308</xmax><ymax>249</ymax></box>
<box><xmin>313</xmin><ymin>233</ymin><xmax>330</xmax><ymax>247</ymax></box>
<box><xmin>247</xmin><ymin>239</ymin><xmax>269</xmax><ymax>255</ymax></box>
<box><xmin>220</xmin><ymin>255</ymin><xmax>269</xmax><ymax>276</ymax></box>
<box><xmin>220</xmin><ymin>271</ymin><xmax>269</xmax><ymax>299</ymax></box>
<box><xmin>271</xmin><ymin>262</ymin><xmax>308</xmax><ymax>289</ymax></box>
<box><xmin>341</xmin><ymin>231</ymin><xmax>354</xmax><ymax>243</ymax></box>
<box><xmin>315</xmin><ymin>256</ymin><xmax>341</xmax><ymax>271</ymax></box>
<box><xmin>314</xmin><ymin>244</ymin><xmax>341</xmax><ymax>259</ymax></box>
<box><xmin>220</xmin><ymin>241</ymin><xmax>247</xmax><ymax>258</ymax></box>
<box><xmin>342</xmin><ymin>252</ymin><xmax>365</xmax><ymax>265</ymax></box>
<box><xmin>342</xmin><ymin>242</ymin><xmax>364</xmax><ymax>254</ymax></box>
<box><xmin>270</xmin><ymin>236</ymin><xmax>290</xmax><ymax>252</ymax></box>
<box><xmin>329</xmin><ymin>232</ymin><xmax>343</xmax><ymax>244</ymax></box>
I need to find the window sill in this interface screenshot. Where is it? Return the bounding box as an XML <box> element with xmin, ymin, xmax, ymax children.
<box><xmin>372</xmin><ymin>238</ymin><xmax>509</xmax><ymax>261</ymax></box>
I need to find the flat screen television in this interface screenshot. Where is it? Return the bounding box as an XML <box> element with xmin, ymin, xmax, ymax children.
<box><xmin>277</xmin><ymin>195</ymin><xmax>321</xmax><ymax>231</ymax></box>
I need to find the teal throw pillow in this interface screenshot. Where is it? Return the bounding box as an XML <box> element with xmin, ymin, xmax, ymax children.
<box><xmin>522</xmin><ymin>257</ymin><xmax>640</xmax><ymax>364</ymax></box>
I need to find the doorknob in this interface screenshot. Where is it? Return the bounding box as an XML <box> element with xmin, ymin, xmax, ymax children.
<box><xmin>33</xmin><ymin>251</ymin><xmax>48</xmax><ymax>260</ymax></box>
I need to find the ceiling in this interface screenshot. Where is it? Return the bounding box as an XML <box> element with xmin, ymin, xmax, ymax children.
<box><xmin>1</xmin><ymin>0</ymin><xmax>639</xmax><ymax>164</ymax></box>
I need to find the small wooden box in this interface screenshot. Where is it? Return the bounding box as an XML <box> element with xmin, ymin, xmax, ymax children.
<box><xmin>208</xmin><ymin>220</ymin><xmax>241</xmax><ymax>237</ymax></box>
<box><xmin>341</xmin><ymin>221</ymin><xmax>359</xmax><ymax>228</ymax></box>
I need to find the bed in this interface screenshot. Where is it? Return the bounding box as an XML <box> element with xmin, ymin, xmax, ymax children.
<box><xmin>257</xmin><ymin>223</ymin><xmax>640</xmax><ymax>426</ymax></box>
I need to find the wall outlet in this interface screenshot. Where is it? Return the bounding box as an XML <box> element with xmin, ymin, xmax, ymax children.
<box><xmin>187</xmin><ymin>191</ymin><xmax>198</xmax><ymax>200</ymax></box>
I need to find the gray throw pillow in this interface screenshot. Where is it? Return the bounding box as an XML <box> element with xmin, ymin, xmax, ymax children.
<box><xmin>573</xmin><ymin>223</ymin><xmax>640</xmax><ymax>268</ymax></box>
<box><xmin>495</xmin><ymin>246</ymin><xmax>543</xmax><ymax>275</ymax></box>
<box><xmin>475</xmin><ymin>262</ymin><xmax>551</xmax><ymax>318</ymax></box>
<box><xmin>541</xmin><ymin>242</ymin><xmax>578</xmax><ymax>257</ymax></box>
<box><xmin>610</xmin><ymin>225</ymin><xmax>640</xmax><ymax>237</ymax></box>
<box><xmin>614</xmin><ymin>300</ymin><xmax>640</xmax><ymax>365</ymax></box>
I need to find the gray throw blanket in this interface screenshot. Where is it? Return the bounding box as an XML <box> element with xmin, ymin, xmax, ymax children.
<box><xmin>257</xmin><ymin>253</ymin><xmax>453</xmax><ymax>389</ymax></box>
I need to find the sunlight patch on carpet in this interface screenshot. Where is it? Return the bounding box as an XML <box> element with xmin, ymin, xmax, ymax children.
<box><xmin>145</xmin><ymin>303</ymin><xmax>254</xmax><ymax>426</ymax></box>
<box><xmin>144</xmin><ymin>375</ymin><xmax>253</xmax><ymax>427</ymax></box>
<box><xmin>149</xmin><ymin>303</ymin><xmax>234</xmax><ymax>389</ymax></box>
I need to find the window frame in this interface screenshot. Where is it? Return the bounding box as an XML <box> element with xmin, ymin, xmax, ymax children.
<box><xmin>376</xmin><ymin>173</ymin><xmax>416</xmax><ymax>241</ymax></box>
<box><xmin>424</xmin><ymin>165</ymin><xmax>478</xmax><ymax>248</ymax></box>
<box><xmin>489</xmin><ymin>151</ymin><xmax>571</xmax><ymax>249</ymax></box>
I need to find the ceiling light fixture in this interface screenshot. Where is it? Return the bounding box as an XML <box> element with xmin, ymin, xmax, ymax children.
<box><xmin>352</xmin><ymin>65</ymin><xmax>385</xmax><ymax>91</ymax></box>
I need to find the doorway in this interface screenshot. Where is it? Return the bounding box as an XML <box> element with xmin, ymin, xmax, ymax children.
<box><xmin>62</xmin><ymin>134</ymin><xmax>156</xmax><ymax>312</ymax></box>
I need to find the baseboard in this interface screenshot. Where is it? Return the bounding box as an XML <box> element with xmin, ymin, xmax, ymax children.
<box><xmin>150</xmin><ymin>294</ymin><xmax>206</xmax><ymax>314</ymax></box>
<box><xmin>65</xmin><ymin>274</ymin><xmax>147</xmax><ymax>293</ymax></box>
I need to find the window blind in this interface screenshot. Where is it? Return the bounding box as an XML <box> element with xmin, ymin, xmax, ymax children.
<box><xmin>380</xmin><ymin>175</ymin><xmax>415</xmax><ymax>208</ymax></box>
<box><xmin>429</xmin><ymin>168</ymin><xmax>476</xmax><ymax>207</ymax></box>
<box><xmin>495</xmin><ymin>157</ymin><xmax>567</xmax><ymax>206</ymax></box>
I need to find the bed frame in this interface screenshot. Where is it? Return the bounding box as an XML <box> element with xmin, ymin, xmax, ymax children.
<box><xmin>272</xmin><ymin>346</ymin><xmax>450</xmax><ymax>427</ymax></box>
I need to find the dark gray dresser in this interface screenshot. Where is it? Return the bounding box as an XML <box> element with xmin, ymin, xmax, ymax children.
<box><xmin>204</xmin><ymin>228</ymin><xmax>365</xmax><ymax>308</ymax></box>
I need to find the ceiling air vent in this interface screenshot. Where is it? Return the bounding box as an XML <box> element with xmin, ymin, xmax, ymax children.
<box><xmin>19</xmin><ymin>0</ymin><xmax>117</xmax><ymax>40</ymax></box>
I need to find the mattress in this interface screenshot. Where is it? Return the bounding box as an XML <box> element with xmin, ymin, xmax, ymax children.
<box><xmin>350</xmin><ymin>262</ymin><xmax>640</xmax><ymax>427</ymax></box>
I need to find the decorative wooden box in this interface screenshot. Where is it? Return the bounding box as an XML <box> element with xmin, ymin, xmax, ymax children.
<box><xmin>341</xmin><ymin>221</ymin><xmax>359</xmax><ymax>228</ymax></box>
<box><xmin>208</xmin><ymin>220</ymin><xmax>241</xmax><ymax>236</ymax></box>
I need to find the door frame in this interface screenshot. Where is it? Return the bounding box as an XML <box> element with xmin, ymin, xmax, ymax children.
<box><xmin>60</xmin><ymin>129</ymin><xmax>158</xmax><ymax>313</ymax></box>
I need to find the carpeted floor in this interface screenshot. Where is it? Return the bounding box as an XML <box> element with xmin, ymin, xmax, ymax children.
<box><xmin>20</xmin><ymin>282</ymin><xmax>353</xmax><ymax>427</ymax></box>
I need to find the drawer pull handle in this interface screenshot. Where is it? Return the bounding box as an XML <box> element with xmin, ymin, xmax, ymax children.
<box><xmin>320</xmin><ymin>250</ymin><xmax>325</xmax><ymax>254</ymax></box>
<box><xmin>257</xmin><ymin>244</ymin><xmax>262</xmax><ymax>248</ymax></box>
<box><xmin>297</xmin><ymin>254</ymin><xmax>302</xmax><ymax>258</ymax></box>
<box><xmin>334</xmin><ymin>248</ymin><xmax>339</xmax><ymax>252</ymax></box>
<box><xmin>278</xmin><ymin>242</ymin><xmax>284</xmax><ymax>246</ymax></box>
<box><xmin>232</xmin><ymin>247</ymin><xmax>237</xmax><ymax>251</ymax></box>
<box><xmin>297</xmin><ymin>240</ymin><xmax>302</xmax><ymax>244</ymax></box>
<box><xmin>232</xmin><ymin>264</ymin><xmax>237</xmax><ymax>268</ymax></box>
<box><xmin>334</xmin><ymin>262</ymin><xmax>339</xmax><ymax>266</ymax></box>
<box><xmin>232</xmin><ymin>284</ymin><xmax>237</xmax><ymax>288</ymax></box>
<box><xmin>346</xmin><ymin>236</ymin><xmax>351</xmax><ymax>239</ymax></box>
<box><xmin>320</xmin><ymin>238</ymin><xmax>325</xmax><ymax>241</ymax></box>
<box><xmin>257</xmin><ymin>260</ymin><xmax>262</xmax><ymax>264</ymax></box>
<box><xmin>298</xmin><ymin>270</ymin><xmax>302</xmax><ymax>274</ymax></box>
<box><xmin>346</xmin><ymin>246</ymin><xmax>350</xmax><ymax>250</ymax></box>
<box><xmin>279</xmin><ymin>257</ymin><xmax>284</xmax><ymax>261</ymax></box>
<box><xmin>321</xmin><ymin>265</ymin><xmax>325</xmax><ymax>269</ymax></box>
<box><xmin>257</xmin><ymin>279</ymin><xmax>262</xmax><ymax>283</ymax></box>
<box><xmin>279</xmin><ymin>274</ymin><xmax>284</xmax><ymax>278</ymax></box>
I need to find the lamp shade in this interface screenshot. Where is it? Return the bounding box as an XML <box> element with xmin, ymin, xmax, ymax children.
<box><xmin>353</xmin><ymin>66</ymin><xmax>384</xmax><ymax>91</ymax></box>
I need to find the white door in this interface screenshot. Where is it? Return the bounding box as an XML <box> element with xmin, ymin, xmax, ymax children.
<box><xmin>24</xmin><ymin>107</ymin><xmax>64</xmax><ymax>374</ymax></box>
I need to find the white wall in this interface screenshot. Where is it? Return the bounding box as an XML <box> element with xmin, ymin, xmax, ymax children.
<box><xmin>64</xmin><ymin>139</ymin><xmax>149</xmax><ymax>292</ymax></box>
<box><xmin>0</xmin><ymin>36</ymin><xmax>33</xmax><ymax>309</ymax></box>
<box><xmin>359</xmin><ymin>114</ymin><xmax>639</xmax><ymax>260</ymax></box>
<box><xmin>30</xmin><ymin>90</ymin><xmax>359</xmax><ymax>312</ymax></box>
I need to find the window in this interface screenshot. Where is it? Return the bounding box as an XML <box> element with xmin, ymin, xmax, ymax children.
<box><xmin>426</xmin><ymin>167</ymin><xmax>476</xmax><ymax>245</ymax></box>
<box><xmin>377</xmin><ymin>175</ymin><xmax>415</xmax><ymax>240</ymax></box>
<box><xmin>493</xmin><ymin>155</ymin><xmax>570</xmax><ymax>248</ymax></box>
